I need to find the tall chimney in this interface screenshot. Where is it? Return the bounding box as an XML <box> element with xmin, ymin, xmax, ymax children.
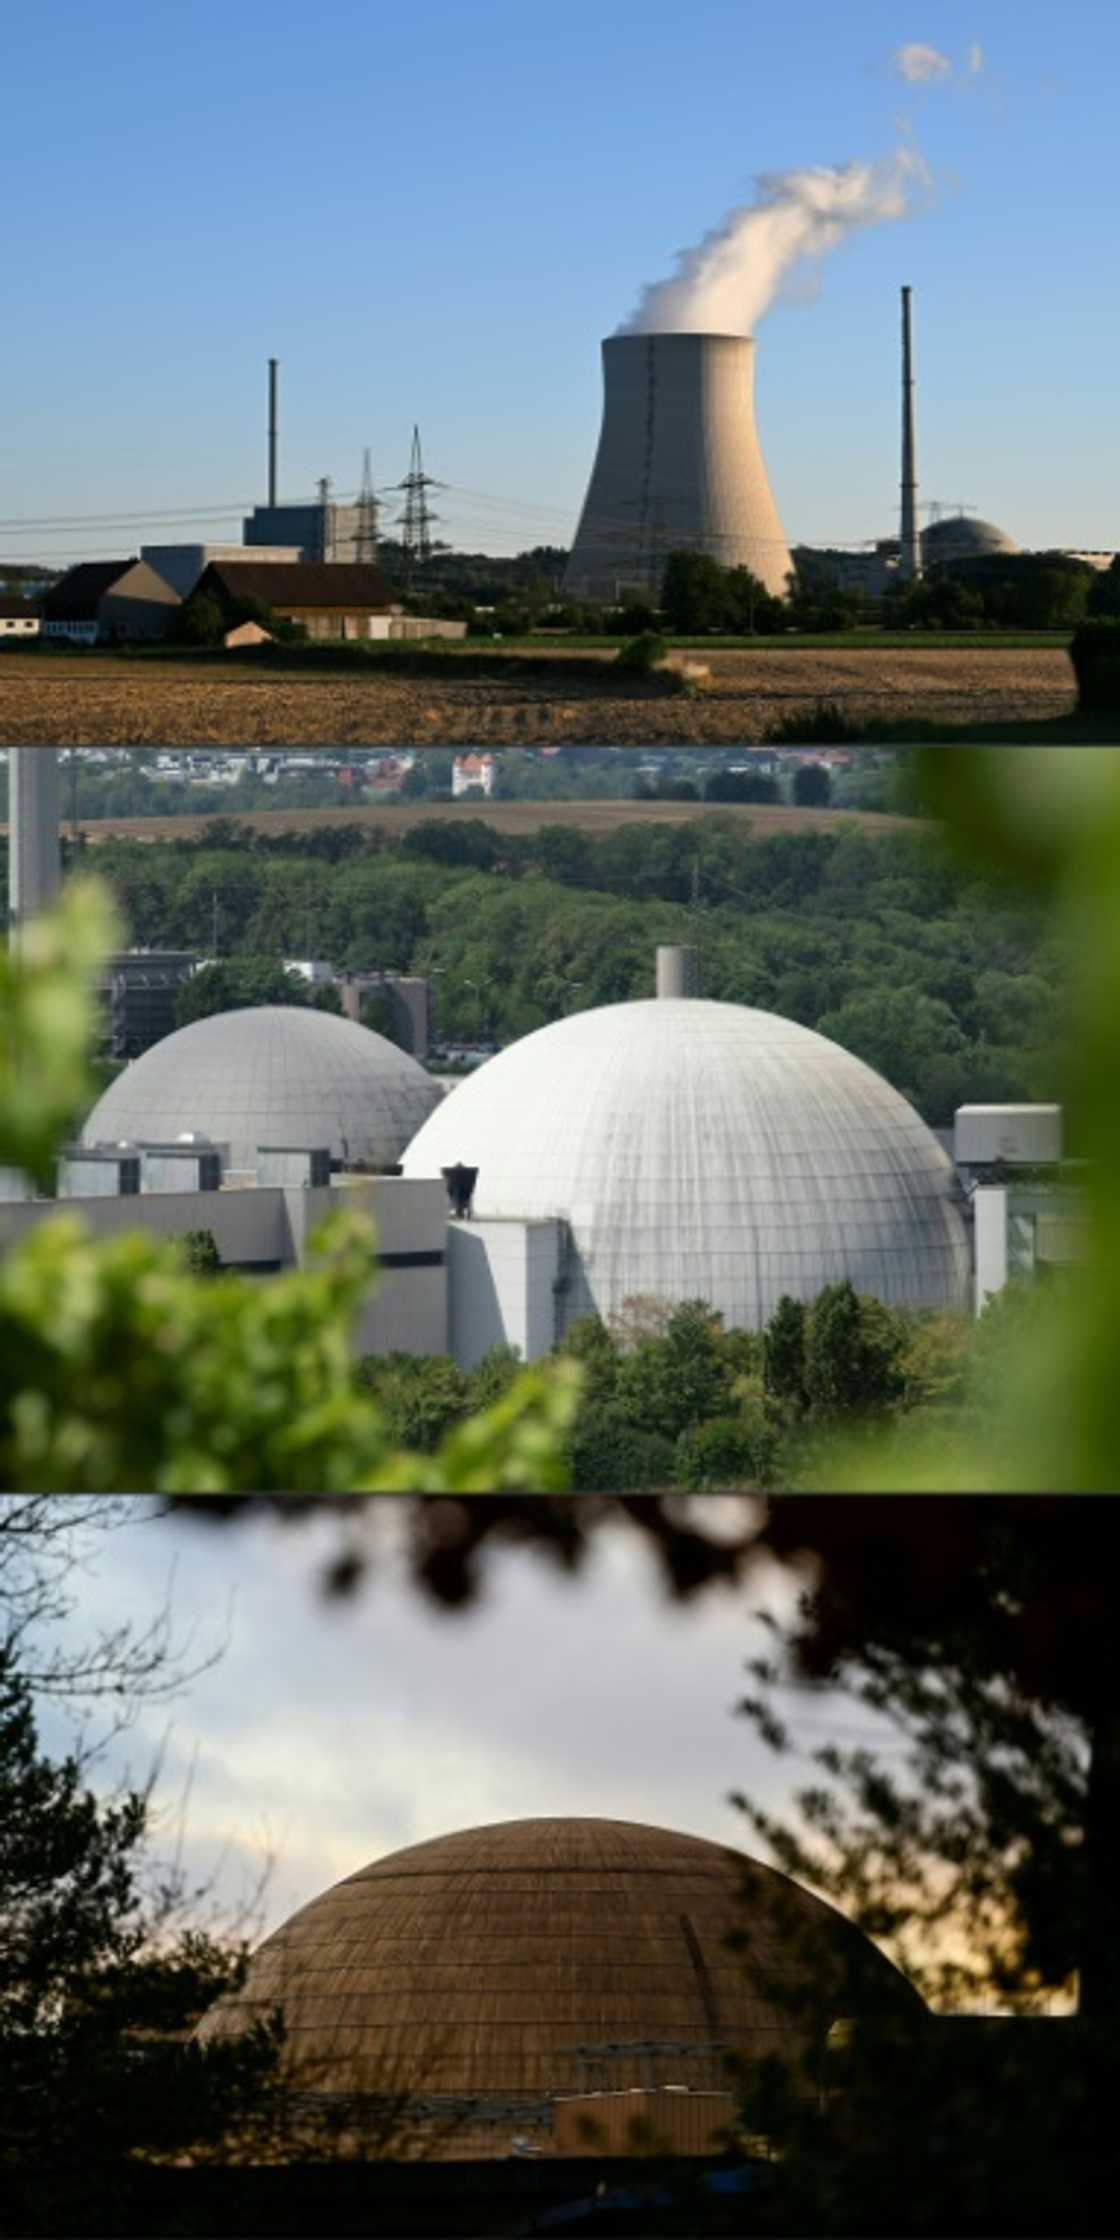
<box><xmin>268</xmin><ymin>357</ymin><xmax>279</xmax><ymax>507</ymax></box>
<box><xmin>898</xmin><ymin>287</ymin><xmax>921</xmax><ymax>582</ymax></box>
<box><xmin>9</xmin><ymin>749</ymin><xmax>62</xmax><ymax>944</ymax></box>
<box><xmin>656</xmin><ymin>945</ymin><xmax>699</xmax><ymax>999</ymax></box>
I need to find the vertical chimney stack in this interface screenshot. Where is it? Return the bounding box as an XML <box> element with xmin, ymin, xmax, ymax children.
<box><xmin>268</xmin><ymin>357</ymin><xmax>279</xmax><ymax>507</ymax></box>
<box><xmin>9</xmin><ymin>749</ymin><xmax>62</xmax><ymax>944</ymax></box>
<box><xmin>899</xmin><ymin>287</ymin><xmax>921</xmax><ymax>582</ymax></box>
<box><xmin>656</xmin><ymin>946</ymin><xmax>700</xmax><ymax>999</ymax></box>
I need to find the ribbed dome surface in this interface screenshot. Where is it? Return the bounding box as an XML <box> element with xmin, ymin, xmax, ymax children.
<box><xmin>197</xmin><ymin>1818</ymin><xmax>919</xmax><ymax>2101</ymax></box>
<box><xmin>82</xmin><ymin>1005</ymin><xmax>442</xmax><ymax>1173</ymax></box>
<box><xmin>921</xmin><ymin>514</ymin><xmax>1019</xmax><ymax>562</ymax></box>
<box><xmin>401</xmin><ymin>999</ymin><xmax>969</xmax><ymax>1329</ymax></box>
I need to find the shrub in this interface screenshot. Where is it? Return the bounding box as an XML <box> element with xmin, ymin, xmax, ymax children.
<box><xmin>613</xmin><ymin>630</ymin><xmax>669</xmax><ymax>676</ymax></box>
<box><xmin>1070</xmin><ymin>619</ymin><xmax>1120</xmax><ymax>712</ymax></box>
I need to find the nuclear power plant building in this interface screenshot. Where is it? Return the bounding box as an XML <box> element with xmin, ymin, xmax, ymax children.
<box><xmin>566</xmin><ymin>333</ymin><xmax>793</xmax><ymax>599</ymax></box>
<box><xmin>195</xmin><ymin>1816</ymin><xmax>924</xmax><ymax>2157</ymax></box>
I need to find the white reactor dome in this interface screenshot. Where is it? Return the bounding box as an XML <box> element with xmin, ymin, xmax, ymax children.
<box><xmin>402</xmin><ymin>999</ymin><xmax>969</xmax><ymax>1329</ymax></box>
<box><xmin>83</xmin><ymin>1005</ymin><xmax>443</xmax><ymax>1174</ymax></box>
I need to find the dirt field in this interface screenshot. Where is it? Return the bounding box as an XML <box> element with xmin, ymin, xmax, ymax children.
<box><xmin>0</xmin><ymin>644</ymin><xmax>1075</xmax><ymax>745</ymax></box>
<box><xmin>60</xmin><ymin>797</ymin><xmax>921</xmax><ymax>846</ymax></box>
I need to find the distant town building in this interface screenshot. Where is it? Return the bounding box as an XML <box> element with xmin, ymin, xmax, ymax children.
<box><xmin>452</xmin><ymin>752</ymin><xmax>496</xmax><ymax>798</ymax></box>
<box><xmin>41</xmin><ymin>561</ymin><xmax>180</xmax><ymax>644</ymax></box>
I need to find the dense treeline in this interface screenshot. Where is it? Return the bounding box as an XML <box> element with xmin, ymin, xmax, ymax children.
<box><xmin>70</xmin><ymin>811</ymin><xmax>1062</xmax><ymax>1126</ymax></box>
<box><xmin>361</xmin><ymin>1283</ymin><xmax>1000</xmax><ymax>1493</ymax></box>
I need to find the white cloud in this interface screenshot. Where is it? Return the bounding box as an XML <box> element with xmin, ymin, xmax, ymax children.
<box><xmin>889</xmin><ymin>40</ymin><xmax>985</xmax><ymax>88</ymax></box>
<box><xmin>891</xmin><ymin>42</ymin><xmax>952</xmax><ymax>83</ymax></box>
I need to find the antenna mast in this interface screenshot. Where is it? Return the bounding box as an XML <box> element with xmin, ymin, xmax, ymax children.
<box><xmin>395</xmin><ymin>426</ymin><xmax>440</xmax><ymax>585</ymax></box>
<box><xmin>356</xmin><ymin>448</ymin><xmax>380</xmax><ymax>564</ymax></box>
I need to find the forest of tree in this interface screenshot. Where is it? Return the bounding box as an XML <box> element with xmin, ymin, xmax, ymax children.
<box><xmin>28</xmin><ymin>810</ymin><xmax>1064</xmax><ymax>1128</ymax></box>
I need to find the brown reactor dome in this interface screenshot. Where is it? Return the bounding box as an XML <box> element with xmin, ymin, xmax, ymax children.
<box><xmin>195</xmin><ymin>1817</ymin><xmax>921</xmax><ymax>2146</ymax></box>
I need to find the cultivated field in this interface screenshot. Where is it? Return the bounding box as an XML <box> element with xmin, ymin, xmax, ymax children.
<box><xmin>0</xmin><ymin>643</ymin><xmax>1076</xmax><ymax>745</ymax></box>
<box><xmin>60</xmin><ymin>797</ymin><xmax>922</xmax><ymax>846</ymax></box>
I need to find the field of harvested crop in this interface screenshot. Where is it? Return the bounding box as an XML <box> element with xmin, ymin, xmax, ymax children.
<box><xmin>0</xmin><ymin>644</ymin><xmax>1076</xmax><ymax>745</ymax></box>
<box><xmin>64</xmin><ymin>797</ymin><xmax>921</xmax><ymax>846</ymax></box>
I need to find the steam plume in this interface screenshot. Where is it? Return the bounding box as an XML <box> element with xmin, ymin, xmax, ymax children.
<box><xmin>620</xmin><ymin>149</ymin><xmax>930</xmax><ymax>338</ymax></box>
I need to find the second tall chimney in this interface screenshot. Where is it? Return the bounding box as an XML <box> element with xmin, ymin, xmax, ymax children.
<box><xmin>898</xmin><ymin>288</ymin><xmax>921</xmax><ymax>582</ymax></box>
<box><xmin>268</xmin><ymin>357</ymin><xmax>279</xmax><ymax>507</ymax></box>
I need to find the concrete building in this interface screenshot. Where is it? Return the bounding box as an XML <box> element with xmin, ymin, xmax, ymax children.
<box><xmin>953</xmin><ymin>1104</ymin><xmax>1088</xmax><ymax>1315</ymax></box>
<box><xmin>195</xmin><ymin>1816</ymin><xmax>922</xmax><ymax>2158</ymax></box>
<box><xmin>40</xmin><ymin>560</ymin><xmax>181</xmax><ymax>643</ymax></box>
<box><xmin>8</xmin><ymin>747</ymin><xmax>61</xmax><ymax>937</ymax></box>
<box><xmin>566</xmin><ymin>333</ymin><xmax>792</xmax><ymax>600</ymax></box>
<box><xmin>402</xmin><ymin>950</ymin><xmax>970</xmax><ymax>1344</ymax></box>
<box><xmin>0</xmin><ymin>1163</ymin><xmax>448</xmax><ymax>1358</ymax></box>
<box><xmin>243</xmin><ymin>500</ymin><xmax>365</xmax><ymax>564</ymax></box>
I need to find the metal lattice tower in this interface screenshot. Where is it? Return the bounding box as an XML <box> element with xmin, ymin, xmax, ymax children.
<box><xmin>394</xmin><ymin>426</ymin><xmax>440</xmax><ymax>583</ymax></box>
<box><xmin>356</xmin><ymin>448</ymin><xmax>381</xmax><ymax>565</ymax></box>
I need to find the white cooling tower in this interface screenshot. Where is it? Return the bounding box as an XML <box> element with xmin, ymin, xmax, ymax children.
<box><xmin>566</xmin><ymin>332</ymin><xmax>792</xmax><ymax>600</ymax></box>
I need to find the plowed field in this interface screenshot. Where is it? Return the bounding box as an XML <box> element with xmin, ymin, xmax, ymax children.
<box><xmin>0</xmin><ymin>645</ymin><xmax>1074</xmax><ymax>746</ymax></box>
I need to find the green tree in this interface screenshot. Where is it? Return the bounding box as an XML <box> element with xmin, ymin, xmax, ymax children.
<box><xmin>792</xmin><ymin>761</ymin><xmax>833</xmax><ymax>808</ymax></box>
<box><xmin>660</xmin><ymin>550</ymin><xmax>732</xmax><ymax>632</ymax></box>
<box><xmin>0</xmin><ymin>1646</ymin><xmax>284</xmax><ymax>2210</ymax></box>
<box><xmin>803</xmin><ymin>1282</ymin><xmax>906</xmax><ymax>1418</ymax></box>
<box><xmin>615</xmin><ymin>1300</ymin><xmax>733</xmax><ymax>1442</ymax></box>
<box><xmin>174</xmin><ymin>958</ymin><xmax>311</xmax><ymax>1026</ymax></box>
<box><xmin>179</xmin><ymin>1228</ymin><xmax>222</xmax><ymax>1276</ymax></box>
<box><xmin>763</xmin><ymin>1295</ymin><xmax>807</xmax><ymax>1411</ymax></box>
<box><xmin>358</xmin><ymin>1353</ymin><xmax>472</xmax><ymax>1451</ymax></box>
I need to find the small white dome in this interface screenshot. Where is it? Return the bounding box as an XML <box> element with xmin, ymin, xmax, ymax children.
<box><xmin>402</xmin><ymin>999</ymin><xmax>969</xmax><ymax>1330</ymax></box>
<box><xmin>83</xmin><ymin>1006</ymin><xmax>442</xmax><ymax>1173</ymax></box>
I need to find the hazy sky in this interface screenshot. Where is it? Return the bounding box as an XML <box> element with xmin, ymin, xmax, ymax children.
<box><xmin>34</xmin><ymin>1501</ymin><xmax>885</xmax><ymax>1941</ymax></box>
<box><xmin>4</xmin><ymin>5</ymin><xmax>1115</xmax><ymax>563</ymax></box>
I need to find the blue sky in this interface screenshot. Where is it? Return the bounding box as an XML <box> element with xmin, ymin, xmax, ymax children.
<box><xmin>3</xmin><ymin>2</ymin><xmax>1115</xmax><ymax>561</ymax></box>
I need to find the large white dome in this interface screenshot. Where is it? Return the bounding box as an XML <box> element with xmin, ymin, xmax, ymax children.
<box><xmin>83</xmin><ymin>1005</ymin><xmax>443</xmax><ymax>1173</ymax></box>
<box><xmin>402</xmin><ymin>999</ymin><xmax>969</xmax><ymax>1330</ymax></box>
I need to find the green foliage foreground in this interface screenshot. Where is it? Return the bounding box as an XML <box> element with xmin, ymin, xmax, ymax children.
<box><xmin>0</xmin><ymin>885</ymin><xmax>580</xmax><ymax>1494</ymax></box>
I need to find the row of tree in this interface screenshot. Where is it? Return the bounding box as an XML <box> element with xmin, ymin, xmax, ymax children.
<box><xmin>359</xmin><ymin>1284</ymin><xmax>999</xmax><ymax>1494</ymax></box>
<box><xmin>60</xmin><ymin>812</ymin><xmax>1061</xmax><ymax>1126</ymax></box>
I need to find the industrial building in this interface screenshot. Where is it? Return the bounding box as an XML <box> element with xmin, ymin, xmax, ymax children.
<box><xmin>194</xmin><ymin>1815</ymin><xmax>923</xmax><ymax>2159</ymax></box>
<box><xmin>566</xmin><ymin>333</ymin><xmax>793</xmax><ymax>599</ymax></box>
